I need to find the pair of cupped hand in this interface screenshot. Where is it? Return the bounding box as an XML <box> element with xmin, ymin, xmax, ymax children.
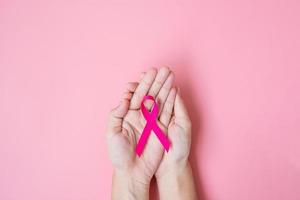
<box><xmin>106</xmin><ymin>67</ymin><xmax>192</xmax><ymax>185</ymax></box>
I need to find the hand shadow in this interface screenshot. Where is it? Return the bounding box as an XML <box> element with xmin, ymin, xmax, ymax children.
<box><xmin>149</xmin><ymin>62</ymin><xmax>207</xmax><ymax>200</ymax></box>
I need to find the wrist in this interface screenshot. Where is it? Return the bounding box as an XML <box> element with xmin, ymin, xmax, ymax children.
<box><xmin>112</xmin><ymin>170</ymin><xmax>150</xmax><ymax>200</ymax></box>
<box><xmin>114</xmin><ymin>169</ymin><xmax>150</xmax><ymax>188</ymax></box>
<box><xmin>156</xmin><ymin>160</ymin><xmax>190</xmax><ymax>186</ymax></box>
<box><xmin>155</xmin><ymin>156</ymin><xmax>189</xmax><ymax>179</ymax></box>
<box><xmin>156</xmin><ymin>161</ymin><xmax>197</xmax><ymax>200</ymax></box>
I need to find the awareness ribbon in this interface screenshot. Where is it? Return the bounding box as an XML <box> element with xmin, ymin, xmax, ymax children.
<box><xmin>135</xmin><ymin>95</ymin><xmax>171</xmax><ymax>156</ymax></box>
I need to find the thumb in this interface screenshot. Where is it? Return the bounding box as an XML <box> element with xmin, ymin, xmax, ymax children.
<box><xmin>107</xmin><ymin>99</ymin><xmax>129</xmax><ymax>136</ymax></box>
<box><xmin>174</xmin><ymin>88</ymin><xmax>190</xmax><ymax>122</ymax></box>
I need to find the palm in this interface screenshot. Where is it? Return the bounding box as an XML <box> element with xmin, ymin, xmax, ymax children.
<box><xmin>156</xmin><ymin>95</ymin><xmax>192</xmax><ymax>178</ymax></box>
<box><xmin>113</xmin><ymin>109</ymin><xmax>166</xmax><ymax>182</ymax></box>
<box><xmin>107</xmin><ymin>67</ymin><xmax>175</xmax><ymax>184</ymax></box>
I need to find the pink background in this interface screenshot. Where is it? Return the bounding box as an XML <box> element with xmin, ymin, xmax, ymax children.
<box><xmin>1</xmin><ymin>0</ymin><xmax>300</xmax><ymax>199</ymax></box>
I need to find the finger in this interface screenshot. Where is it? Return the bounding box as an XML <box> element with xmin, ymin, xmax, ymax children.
<box><xmin>130</xmin><ymin>68</ymin><xmax>157</xmax><ymax>109</ymax></box>
<box><xmin>159</xmin><ymin>87</ymin><xmax>177</xmax><ymax>126</ymax></box>
<box><xmin>122</xmin><ymin>82</ymin><xmax>138</xmax><ymax>100</ymax></box>
<box><xmin>148</xmin><ymin>67</ymin><xmax>170</xmax><ymax>98</ymax></box>
<box><xmin>140</xmin><ymin>72</ymin><xmax>146</xmax><ymax>81</ymax></box>
<box><xmin>174</xmin><ymin>88</ymin><xmax>191</xmax><ymax>124</ymax></box>
<box><xmin>126</xmin><ymin>82</ymin><xmax>138</xmax><ymax>93</ymax></box>
<box><xmin>107</xmin><ymin>99</ymin><xmax>130</xmax><ymax>136</ymax></box>
<box><xmin>144</xmin><ymin>67</ymin><xmax>170</xmax><ymax>109</ymax></box>
<box><xmin>156</xmin><ymin>72</ymin><xmax>175</xmax><ymax>116</ymax></box>
<box><xmin>122</xmin><ymin>92</ymin><xmax>132</xmax><ymax>100</ymax></box>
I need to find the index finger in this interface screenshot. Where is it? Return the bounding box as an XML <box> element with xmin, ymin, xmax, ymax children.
<box><xmin>130</xmin><ymin>68</ymin><xmax>157</xmax><ymax>109</ymax></box>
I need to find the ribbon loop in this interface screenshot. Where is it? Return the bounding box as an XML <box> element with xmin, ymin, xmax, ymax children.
<box><xmin>135</xmin><ymin>95</ymin><xmax>171</xmax><ymax>156</ymax></box>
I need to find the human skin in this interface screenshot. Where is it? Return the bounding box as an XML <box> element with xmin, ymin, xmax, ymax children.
<box><xmin>155</xmin><ymin>88</ymin><xmax>198</xmax><ymax>200</ymax></box>
<box><xmin>106</xmin><ymin>67</ymin><xmax>197</xmax><ymax>200</ymax></box>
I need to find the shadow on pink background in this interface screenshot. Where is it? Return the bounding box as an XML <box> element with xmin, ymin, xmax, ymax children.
<box><xmin>1</xmin><ymin>0</ymin><xmax>300</xmax><ymax>199</ymax></box>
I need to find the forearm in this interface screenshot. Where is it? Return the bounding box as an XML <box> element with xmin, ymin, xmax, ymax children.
<box><xmin>157</xmin><ymin>162</ymin><xmax>197</xmax><ymax>200</ymax></box>
<box><xmin>112</xmin><ymin>170</ymin><xmax>149</xmax><ymax>200</ymax></box>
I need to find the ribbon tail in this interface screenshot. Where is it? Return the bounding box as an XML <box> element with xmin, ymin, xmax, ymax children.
<box><xmin>152</xmin><ymin>124</ymin><xmax>170</xmax><ymax>152</ymax></box>
<box><xmin>135</xmin><ymin>122</ymin><xmax>152</xmax><ymax>156</ymax></box>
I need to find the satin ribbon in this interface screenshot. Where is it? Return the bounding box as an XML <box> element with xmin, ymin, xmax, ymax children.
<box><xmin>135</xmin><ymin>95</ymin><xmax>171</xmax><ymax>156</ymax></box>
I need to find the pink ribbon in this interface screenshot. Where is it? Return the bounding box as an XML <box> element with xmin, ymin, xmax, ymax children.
<box><xmin>136</xmin><ymin>95</ymin><xmax>171</xmax><ymax>156</ymax></box>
